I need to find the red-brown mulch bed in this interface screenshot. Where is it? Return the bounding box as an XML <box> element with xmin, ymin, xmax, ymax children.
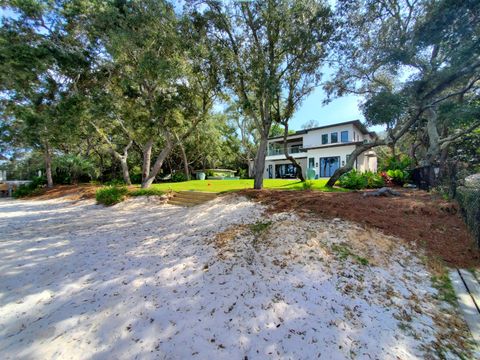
<box><xmin>241</xmin><ymin>188</ymin><xmax>480</xmax><ymax>268</ymax></box>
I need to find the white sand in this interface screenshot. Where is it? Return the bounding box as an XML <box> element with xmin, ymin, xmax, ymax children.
<box><xmin>0</xmin><ymin>196</ymin><xmax>472</xmax><ymax>359</ymax></box>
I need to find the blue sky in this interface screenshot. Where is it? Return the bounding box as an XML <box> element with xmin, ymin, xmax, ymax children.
<box><xmin>289</xmin><ymin>88</ymin><xmax>365</xmax><ymax>131</ymax></box>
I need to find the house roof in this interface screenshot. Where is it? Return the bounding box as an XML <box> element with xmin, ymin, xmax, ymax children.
<box><xmin>268</xmin><ymin>120</ymin><xmax>375</xmax><ymax>140</ymax></box>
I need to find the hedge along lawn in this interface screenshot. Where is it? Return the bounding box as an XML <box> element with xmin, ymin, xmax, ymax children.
<box><xmin>142</xmin><ymin>179</ymin><xmax>344</xmax><ymax>193</ymax></box>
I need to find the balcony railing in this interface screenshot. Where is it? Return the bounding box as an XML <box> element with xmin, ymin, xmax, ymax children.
<box><xmin>267</xmin><ymin>146</ymin><xmax>306</xmax><ymax>156</ymax></box>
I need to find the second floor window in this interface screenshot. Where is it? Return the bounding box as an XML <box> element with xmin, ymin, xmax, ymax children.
<box><xmin>322</xmin><ymin>134</ymin><xmax>328</xmax><ymax>144</ymax></box>
<box><xmin>341</xmin><ymin>131</ymin><xmax>349</xmax><ymax>143</ymax></box>
<box><xmin>331</xmin><ymin>132</ymin><xmax>338</xmax><ymax>143</ymax></box>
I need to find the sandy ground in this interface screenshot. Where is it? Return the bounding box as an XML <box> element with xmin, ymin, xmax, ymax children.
<box><xmin>0</xmin><ymin>196</ymin><xmax>474</xmax><ymax>359</ymax></box>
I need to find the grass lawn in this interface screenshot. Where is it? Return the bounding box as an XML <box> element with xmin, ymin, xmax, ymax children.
<box><xmin>141</xmin><ymin>178</ymin><xmax>342</xmax><ymax>193</ymax></box>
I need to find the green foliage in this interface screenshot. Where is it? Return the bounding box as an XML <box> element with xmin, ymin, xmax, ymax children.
<box><xmin>128</xmin><ymin>188</ymin><xmax>164</xmax><ymax>197</ymax></box>
<box><xmin>95</xmin><ymin>185</ymin><xmax>128</xmax><ymax>206</ymax></box>
<box><xmin>431</xmin><ymin>273</ymin><xmax>457</xmax><ymax>307</ymax></box>
<box><xmin>339</xmin><ymin>170</ymin><xmax>385</xmax><ymax>190</ymax></box>
<box><xmin>12</xmin><ymin>176</ymin><xmax>46</xmax><ymax>198</ymax></box>
<box><xmin>331</xmin><ymin>243</ymin><xmax>369</xmax><ymax>265</ymax></box>
<box><xmin>104</xmin><ymin>179</ymin><xmax>127</xmax><ymax>186</ymax></box>
<box><xmin>338</xmin><ymin>170</ymin><xmax>368</xmax><ymax>190</ymax></box>
<box><xmin>364</xmin><ymin>171</ymin><xmax>385</xmax><ymax>188</ymax></box>
<box><xmin>302</xmin><ymin>180</ymin><xmax>314</xmax><ymax>190</ymax></box>
<box><xmin>171</xmin><ymin>172</ymin><xmax>188</xmax><ymax>182</ymax></box>
<box><xmin>250</xmin><ymin>221</ymin><xmax>272</xmax><ymax>235</ymax></box>
<box><xmin>456</xmin><ymin>187</ymin><xmax>480</xmax><ymax>247</ymax></box>
<box><xmin>53</xmin><ymin>154</ymin><xmax>98</xmax><ymax>184</ymax></box>
<box><xmin>383</xmin><ymin>155</ymin><xmax>413</xmax><ymax>172</ymax></box>
<box><xmin>362</xmin><ymin>90</ymin><xmax>407</xmax><ymax>129</ymax></box>
<box><xmin>386</xmin><ymin>169</ymin><xmax>409</xmax><ymax>185</ymax></box>
<box><xmin>238</xmin><ymin>168</ymin><xmax>248</xmax><ymax>179</ymax></box>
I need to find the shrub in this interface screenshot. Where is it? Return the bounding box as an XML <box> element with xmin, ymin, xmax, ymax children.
<box><xmin>338</xmin><ymin>170</ymin><xmax>368</xmax><ymax>190</ymax></box>
<box><xmin>12</xmin><ymin>176</ymin><xmax>46</xmax><ymax>198</ymax></box>
<box><xmin>104</xmin><ymin>179</ymin><xmax>126</xmax><ymax>186</ymax></box>
<box><xmin>171</xmin><ymin>172</ymin><xmax>188</xmax><ymax>182</ymax></box>
<box><xmin>364</xmin><ymin>171</ymin><xmax>385</xmax><ymax>188</ymax></box>
<box><xmin>238</xmin><ymin>168</ymin><xmax>248</xmax><ymax>179</ymax></box>
<box><xmin>386</xmin><ymin>169</ymin><xmax>409</xmax><ymax>185</ymax></box>
<box><xmin>302</xmin><ymin>180</ymin><xmax>314</xmax><ymax>190</ymax></box>
<box><xmin>53</xmin><ymin>154</ymin><xmax>98</xmax><ymax>184</ymax></box>
<box><xmin>95</xmin><ymin>185</ymin><xmax>128</xmax><ymax>206</ymax></box>
<box><xmin>383</xmin><ymin>155</ymin><xmax>413</xmax><ymax>171</ymax></box>
<box><xmin>129</xmin><ymin>188</ymin><xmax>164</xmax><ymax>197</ymax></box>
<box><xmin>129</xmin><ymin>166</ymin><xmax>142</xmax><ymax>184</ymax></box>
<box><xmin>205</xmin><ymin>169</ymin><xmax>214</xmax><ymax>177</ymax></box>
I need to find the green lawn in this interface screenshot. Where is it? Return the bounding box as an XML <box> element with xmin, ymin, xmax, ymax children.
<box><xmin>141</xmin><ymin>179</ymin><xmax>341</xmax><ymax>193</ymax></box>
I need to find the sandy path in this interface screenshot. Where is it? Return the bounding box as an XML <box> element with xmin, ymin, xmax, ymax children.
<box><xmin>0</xmin><ymin>196</ymin><xmax>473</xmax><ymax>359</ymax></box>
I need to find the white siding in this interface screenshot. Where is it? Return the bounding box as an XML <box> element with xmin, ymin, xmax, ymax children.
<box><xmin>303</xmin><ymin>124</ymin><xmax>356</xmax><ymax>149</ymax></box>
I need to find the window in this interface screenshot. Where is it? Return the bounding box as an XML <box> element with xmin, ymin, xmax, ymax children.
<box><xmin>341</xmin><ymin>131</ymin><xmax>349</xmax><ymax>143</ymax></box>
<box><xmin>331</xmin><ymin>132</ymin><xmax>338</xmax><ymax>143</ymax></box>
<box><xmin>321</xmin><ymin>134</ymin><xmax>328</xmax><ymax>144</ymax></box>
<box><xmin>308</xmin><ymin>158</ymin><xmax>315</xmax><ymax>168</ymax></box>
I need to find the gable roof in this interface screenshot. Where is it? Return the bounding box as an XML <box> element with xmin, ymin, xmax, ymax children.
<box><xmin>268</xmin><ymin>120</ymin><xmax>374</xmax><ymax>140</ymax></box>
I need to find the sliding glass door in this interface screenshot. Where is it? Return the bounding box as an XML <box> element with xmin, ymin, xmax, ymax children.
<box><xmin>319</xmin><ymin>157</ymin><xmax>340</xmax><ymax>177</ymax></box>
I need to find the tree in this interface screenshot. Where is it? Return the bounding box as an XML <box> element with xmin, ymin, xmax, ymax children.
<box><xmin>199</xmin><ymin>0</ymin><xmax>333</xmax><ymax>189</ymax></box>
<box><xmin>68</xmin><ymin>0</ymin><xmax>219</xmax><ymax>188</ymax></box>
<box><xmin>0</xmin><ymin>1</ymin><xmax>90</xmax><ymax>187</ymax></box>
<box><xmin>324</xmin><ymin>0</ymin><xmax>480</xmax><ymax>187</ymax></box>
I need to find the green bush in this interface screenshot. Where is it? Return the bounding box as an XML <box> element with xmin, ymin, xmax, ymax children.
<box><xmin>383</xmin><ymin>155</ymin><xmax>413</xmax><ymax>171</ymax></box>
<box><xmin>171</xmin><ymin>172</ymin><xmax>188</xmax><ymax>182</ymax></box>
<box><xmin>12</xmin><ymin>176</ymin><xmax>46</xmax><ymax>198</ymax></box>
<box><xmin>95</xmin><ymin>185</ymin><xmax>128</xmax><ymax>206</ymax></box>
<box><xmin>338</xmin><ymin>170</ymin><xmax>368</xmax><ymax>190</ymax></box>
<box><xmin>364</xmin><ymin>171</ymin><xmax>385</xmax><ymax>188</ymax></box>
<box><xmin>53</xmin><ymin>154</ymin><xmax>98</xmax><ymax>184</ymax></box>
<box><xmin>456</xmin><ymin>186</ymin><xmax>480</xmax><ymax>247</ymax></box>
<box><xmin>205</xmin><ymin>169</ymin><xmax>214</xmax><ymax>177</ymax></box>
<box><xmin>104</xmin><ymin>179</ymin><xmax>126</xmax><ymax>186</ymax></box>
<box><xmin>238</xmin><ymin>168</ymin><xmax>248</xmax><ymax>179</ymax></box>
<box><xmin>338</xmin><ymin>170</ymin><xmax>385</xmax><ymax>190</ymax></box>
<box><xmin>386</xmin><ymin>169</ymin><xmax>409</xmax><ymax>185</ymax></box>
<box><xmin>129</xmin><ymin>188</ymin><xmax>164</xmax><ymax>197</ymax></box>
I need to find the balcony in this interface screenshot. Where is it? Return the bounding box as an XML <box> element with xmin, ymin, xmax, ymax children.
<box><xmin>267</xmin><ymin>146</ymin><xmax>306</xmax><ymax>156</ymax></box>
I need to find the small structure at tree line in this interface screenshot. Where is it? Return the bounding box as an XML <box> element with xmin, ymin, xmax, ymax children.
<box><xmin>194</xmin><ymin>169</ymin><xmax>239</xmax><ymax>180</ymax></box>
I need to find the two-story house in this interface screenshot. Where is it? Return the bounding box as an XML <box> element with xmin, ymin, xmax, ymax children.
<box><xmin>263</xmin><ymin>120</ymin><xmax>377</xmax><ymax>179</ymax></box>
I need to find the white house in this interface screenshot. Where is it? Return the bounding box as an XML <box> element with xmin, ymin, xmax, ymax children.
<box><xmin>263</xmin><ymin>120</ymin><xmax>377</xmax><ymax>179</ymax></box>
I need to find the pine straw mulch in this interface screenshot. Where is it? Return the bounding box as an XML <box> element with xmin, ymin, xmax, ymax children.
<box><xmin>29</xmin><ymin>184</ymin><xmax>100</xmax><ymax>201</ymax></box>
<box><xmin>239</xmin><ymin>188</ymin><xmax>480</xmax><ymax>269</ymax></box>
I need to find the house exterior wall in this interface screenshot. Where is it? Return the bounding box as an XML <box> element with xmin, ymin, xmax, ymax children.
<box><xmin>303</xmin><ymin>124</ymin><xmax>356</xmax><ymax>149</ymax></box>
<box><xmin>260</xmin><ymin>121</ymin><xmax>378</xmax><ymax>179</ymax></box>
<box><xmin>264</xmin><ymin>158</ymin><xmax>308</xmax><ymax>179</ymax></box>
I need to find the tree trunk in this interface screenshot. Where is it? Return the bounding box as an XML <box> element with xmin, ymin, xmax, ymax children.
<box><xmin>110</xmin><ymin>140</ymin><xmax>133</xmax><ymax>185</ymax></box>
<box><xmin>141</xmin><ymin>137</ymin><xmax>174</xmax><ymax>188</ymax></box>
<box><xmin>253</xmin><ymin>135</ymin><xmax>268</xmax><ymax>189</ymax></box>
<box><xmin>119</xmin><ymin>157</ymin><xmax>131</xmax><ymax>186</ymax></box>
<box><xmin>179</xmin><ymin>142</ymin><xmax>190</xmax><ymax>180</ymax></box>
<box><xmin>282</xmin><ymin>122</ymin><xmax>305</xmax><ymax>181</ymax></box>
<box><xmin>425</xmin><ymin>107</ymin><xmax>440</xmax><ymax>166</ymax></box>
<box><xmin>44</xmin><ymin>143</ymin><xmax>53</xmax><ymax>188</ymax></box>
<box><xmin>142</xmin><ymin>139</ymin><xmax>153</xmax><ymax>183</ymax></box>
